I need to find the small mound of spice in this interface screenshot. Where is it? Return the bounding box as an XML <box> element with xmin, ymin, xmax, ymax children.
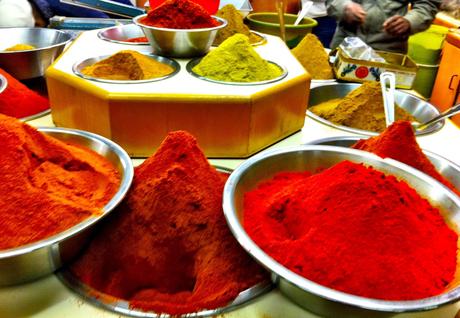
<box><xmin>244</xmin><ymin>160</ymin><xmax>458</xmax><ymax>300</ymax></box>
<box><xmin>139</xmin><ymin>0</ymin><xmax>219</xmax><ymax>29</ymax></box>
<box><xmin>0</xmin><ymin>68</ymin><xmax>49</xmax><ymax>118</ymax></box>
<box><xmin>214</xmin><ymin>4</ymin><xmax>261</xmax><ymax>45</ymax></box>
<box><xmin>0</xmin><ymin>114</ymin><xmax>120</xmax><ymax>250</ymax></box>
<box><xmin>81</xmin><ymin>50</ymin><xmax>174</xmax><ymax>80</ymax></box>
<box><xmin>291</xmin><ymin>34</ymin><xmax>334</xmax><ymax>79</ymax></box>
<box><xmin>5</xmin><ymin>44</ymin><xmax>36</xmax><ymax>51</ymax></box>
<box><xmin>124</xmin><ymin>36</ymin><xmax>148</xmax><ymax>43</ymax></box>
<box><xmin>309</xmin><ymin>81</ymin><xmax>416</xmax><ymax>132</ymax></box>
<box><xmin>70</xmin><ymin>131</ymin><xmax>267</xmax><ymax>315</ymax></box>
<box><xmin>193</xmin><ymin>34</ymin><xmax>282</xmax><ymax>82</ymax></box>
<box><xmin>353</xmin><ymin>120</ymin><xmax>460</xmax><ymax>195</ymax></box>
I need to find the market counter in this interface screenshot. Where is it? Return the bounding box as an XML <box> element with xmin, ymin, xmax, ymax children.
<box><xmin>2</xmin><ymin>113</ymin><xmax>460</xmax><ymax>318</ymax></box>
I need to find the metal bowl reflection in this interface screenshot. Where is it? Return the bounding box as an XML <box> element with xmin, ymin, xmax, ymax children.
<box><xmin>186</xmin><ymin>58</ymin><xmax>287</xmax><ymax>86</ymax></box>
<box><xmin>133</xmin><ymin>14</ymin><xmax>227</xmax><ymax>58</ymax></box>
<box><xmin>307</xmin><ymin>83</ymin><xmax>443</xmax><ymax>136</ymax></box>
<box><xmin>0</xmin><ymin>74</ymin><xmax>7</xmax><ymax>94</ymax></box>
<box><xmin>0</xmin><ymin>27</ymin><xmax>72</xmax><ymax>80</ymax></box>
<box><xmin>73</xmin><ymin>53</ymin><xmax>180</xmax><ymax>84</ymax></box>
<box><xmin>223</xmin><ymin>145</ymin><xmax>460</xmax><ymax>318</ymax></box>
<box><xmin>97</xmin><ymin>24</ymin><xmax>149</xmax><ymax>45</ymax></box>
<box><xmin>0</xmin><ymin>127</ymin><xmax>133</xmax><ymax>286</ymax></box>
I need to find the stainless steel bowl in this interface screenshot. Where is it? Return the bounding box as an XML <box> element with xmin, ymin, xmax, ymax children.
<box><xmin>133</xmin><ymin>14</ymin><xmax>227</xmax><ymax>58</ymax></box>
<box><xmin>223</xmin><ymin>145</ymin><xmax>460</xmax><ymax>318</ymax></box>
<box><xmin>0</xmin><ymin>127</ymin><xmax>133</xmax><ymax>286</ymax></box>
<box><xmin>73</xmin><ymin>53</ymin><xmax>180</xmax><ymax>84</ymax></box>
<box><xmin>306</xmin><ymin>136</ymin><xmax>460</xmax><ymax>190</ymax></box>
<box><xmin>0</xmin><ymin>74</ymin><xmax>7</xmax><ymax>94</ymax></box>
<box><xmin>0</xmin><ymin>27</ymin><xmax>72</xmax><ymax>80</ymax></box>
<box><xmin>307</xmin><ymin>83</ymin><xmax>443</xmax><ymax>136</ymax></box>
<box><xmin>186</xmin><ymin>58</ymin><xmax>288</xmax><ymax>85</ymax></box>
<box><xmin>97</xmin><ymin>24</ymin><xmax>149</xmax><ymax>45</ymax></box>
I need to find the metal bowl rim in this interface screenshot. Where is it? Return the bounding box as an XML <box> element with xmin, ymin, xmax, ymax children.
<box><xmin>223</xmin><ymin>144</ymin><xmax>460</xmax><ymax>312</ymax></box>
<box><xmin>0</xmin><ymin>74</ymin><xmax>7</xmax><ymax>94</ymax></box>
<box><xmin>0</xmin><ymin>27</ymin><xmax>72</xmax><ymax>52</ymax></box>
<box><xmin>72</xmin><ymin>53</ymin><xmax>180</xmax><ymax>84</ymax></box>
<box><xmin>246</xmin><ymin>12</ymin><xmax>318</xmax><ymax>29</ymax></box>
<box><xmin>0</xmin><ymin>126</ymin><xmax>134</xmax><ymax>258</ymax></box>
<box><xmin>57</xmin><ymin>270</ymin><xmax>272</xmax><ymax>318</ymax></box>
<box><xmin>186</xmin><ymin>58</ymin><xmax>288</xmax><ymax>86</ymax></box>
<box><xmin>20</xmin><ymin>108</ymin><xmax>51</xmax><ymax>122</ymax></box>
<box><xmin>97</xmin><ymin>24</ymin><xmax>149</xmax><ymax>46</ymax></box>
<box><xmin>133</xmin><ymin>14</ymin><xmax>228</xmax><ymax>32</ymax></box>
<box><xmin>307</xmin><ymin>82</ymin><xmax>444</xmax><ymax>136</ymax></box>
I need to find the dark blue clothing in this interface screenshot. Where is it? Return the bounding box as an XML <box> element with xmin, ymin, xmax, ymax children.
<box><xmin>312</xmin><ymin>16</ymin><xmax>337</xmax><ymax>49</ymax></box>
<box><xmin>30</xmin><ymin>0</ymin><xmax>134</xmax><ymax>20</ymax></box>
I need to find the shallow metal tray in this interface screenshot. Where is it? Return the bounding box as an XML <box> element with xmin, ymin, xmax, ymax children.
<box><xmin>73</xmin><ymin>53</ymin><xmax>180</xmax><ymax>84</ymax></box>
<box><xmin>186</xmin><ymin>58</ymin><xmax>288</xmax><ymax>86</ymax></box>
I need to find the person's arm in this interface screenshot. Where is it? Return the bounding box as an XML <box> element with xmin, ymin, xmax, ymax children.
<box><xmin>404</xmin><ymin>0</ymin><xmax>441</xmax><ymax>33</ymax></box>
<box><xmin>326</xmin><ymin>0</ymin><xmax>366</xmax><ymax>24</ymax></box>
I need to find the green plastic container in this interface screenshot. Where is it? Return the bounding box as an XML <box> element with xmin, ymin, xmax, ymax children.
<box><xmin>412</xmin><ymin>63</ymin><xmax>440</xmax><ymax>98</ymax></box>
<box><xmin>408</xmin><ymin>25</ymin><xmax>449</xmax><ymax>64</ymax></box>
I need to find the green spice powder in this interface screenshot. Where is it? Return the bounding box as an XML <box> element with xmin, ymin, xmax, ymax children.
<box><xmin>193</xmin><ymin>34</ymin><xmax>283</xmax><ymax>83</ymax></box>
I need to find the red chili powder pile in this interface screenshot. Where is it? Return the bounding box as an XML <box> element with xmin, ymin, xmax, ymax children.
<box><xmin>243</xmin><ymin>160</ymin><xmax>458</xmax><ymax>300</ymax></box>
<box><xmin>0</xmin><ymin>68</ymin><xmax>49</xmax><ymax>118</ymax></box>
<box><xmin>353</xmin><ymin>120</ymin><xmax>460</xmax><ymax>196</ymax></box>
<box><xmin>70</xmin><ymin>131</ymin><xmax>267</xmax><ymax>315</ymax></box>
<box><xmin>140</xmin><ymin>0</ymin><xmax>219</xmax><ymax>29</ymax></box>
<box><xmin>0</xmin><ymin>114</ymin><xmax>120</xmax><ymax>250</ymax></box>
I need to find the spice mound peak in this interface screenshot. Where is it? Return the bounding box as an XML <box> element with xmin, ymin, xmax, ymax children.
<box><xmin>70</xmin><ymin>130</ymin><xmax>267</xmax><ymax>315</ymax></box>
<box><xmin>352</xmin><ymin>120</ymin><xmax>460</xmax><ymax>195</ymax></box>
<box><xmin>0</xmin><ymin>114</ymin><xmax>120</xmax><ymax>250</ymax></box>
<box><xmin>140</xmin><ymin>0</ymin><xmax>219</xmax><ymax>29</ymax></box>
<box><xmin>193</xmin><ymin>33</ymin><xmax>283</xmax><ymax>82</ymax></box>
<box><xmin>214</xmin><ymin>4</ymin><xmax>260</xmax><ymax>45</ymax></box>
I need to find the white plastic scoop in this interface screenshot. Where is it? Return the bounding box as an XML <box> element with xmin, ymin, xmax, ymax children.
<box><xmin>380</xmin><ymin>72</ymin><xmax>396</xmax><ymax>127</ymax></box>
<box><xmin>294</xmin><ymin>1</ymin><xmax>313</xmax><ymax>26</ymax></box>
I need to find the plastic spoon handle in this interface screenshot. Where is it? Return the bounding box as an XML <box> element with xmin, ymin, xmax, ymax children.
<box><xmin>380</xmin><ymin>72</ymin><xmax>395</xmax><ymax>127</ymax></box>
<box><xmin>294</xmin><ymin>1</ymin><xmax>313</xmax><ymax>26</ymax></box>
<box><xmin>414</xmin><ymin>103</ymin><xmax>460</xmax><ymax>131</ymax></box>
<box><xmin>276</xmin><ymin>0</ymin><xmax>286</xmax><ymax>42</ymax></box>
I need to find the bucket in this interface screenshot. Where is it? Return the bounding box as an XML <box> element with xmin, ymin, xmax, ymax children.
<box><xmin>408</xmin><ymin>25</ymin><xmax>449</xmax><ymax>64</ymax></box>
<box><xmin>412</xmin><ymin>63</ymin><xmax>440</xmax><ymax>99</ymax></box>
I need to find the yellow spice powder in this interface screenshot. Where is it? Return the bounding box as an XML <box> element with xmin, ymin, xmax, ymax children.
<box><xmin>291</xmin><ymin>34</ymin><xmax>334</xmax><ymax>80</ymax></box>
<box><xmin>5</xmin><ymin>44</ymin><xmax>36</xmax><ymax>51</ymax></box>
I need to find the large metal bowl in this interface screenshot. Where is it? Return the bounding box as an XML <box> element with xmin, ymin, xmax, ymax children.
<box><xmin>223</xmin><ymin>145</ymin><xmax>460</xmax><ymax>318</ymax></box>
<box><xmin>306</xmin><ymin>136</ymin><xmax>460</xmax><ymax>190</ymax></box>
<box><xmin>0</xmin><ymin>127</ymin><xmax>133</xmax><ymax>286</ymax></box>
<box><xmin>307</xmin><ymin>83</ymin><xmax>443</xmax><ymax>136</ymax></box>
<box><xmin>0</xmin><ymin>27</ymin><xmax>72</xmax><ymax>80</ymax></box>
<box><xmin>133</xmin><ymin>14</ymin><xmax>227</xmax><ymax>58</ymax></box>
<box><xmin>97</xmin><ymin>24</ymin><xmax>148</xmax><ymax>45</ymax></box>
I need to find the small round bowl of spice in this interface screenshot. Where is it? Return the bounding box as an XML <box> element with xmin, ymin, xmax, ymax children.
<box><xmin>307</xmin><ymin>82</ymin><xmax>443</xmax><ymax>136</ymax></box>
<box><xmin>0</xmin><ymin>27</ymin><xmax>72</xmax><ymax>80</ymax></box>
<box><xmin>73</xmin><ymin>50</ymin><xmax>179</xmax><ymax>83</ymax></box>
<box><xmin>223</xmin><ymin>145</ymin><xmax>460</xmax><ymax>318</ymax></box>
<box><xmin>133</xmin><ymin>0</ymin><xmax>227</xmax><ymax>58</ymax></box>
<box><xmin>187</xmin><ymin>33</ymin><xmax>287</xmax><ymax>85</ymax></box>
<box><xmin>98</xmin><ymin>24</ymin><xmax>149</xmax><ymax>45</ymax></box>
<box><xmin>0</xmin><ymin>115</ymin><xmax>133</xmax><ymax>286</ymax></box>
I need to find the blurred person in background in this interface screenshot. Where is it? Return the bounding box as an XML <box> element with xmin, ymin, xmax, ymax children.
<box><xmin>0</xmin><ymin>0</ymin><xmax>137</xmax><ymax>27</ymax></box>
<box><xmin>302</xmin><ymin>0</ymin><xmax>337</xmax><ymax>48</ymax></box>
<box><xmin>326</xmin><ymin>0</ymin><xmax>441</xmax><ymax>53</ymax></box>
